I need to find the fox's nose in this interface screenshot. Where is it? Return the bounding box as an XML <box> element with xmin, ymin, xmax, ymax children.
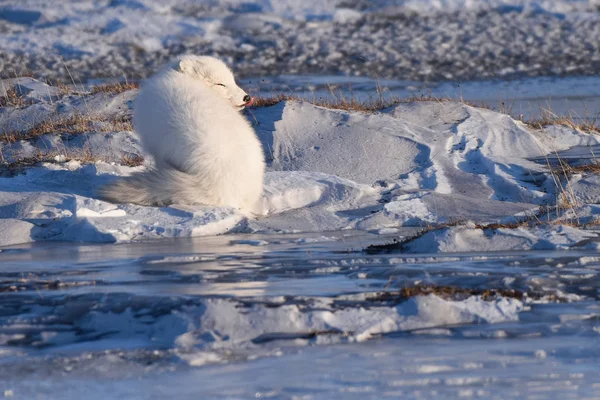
<box><xmin>243</xmin><ymin>95</ymin><xmax>252</xmax><ymax>103</ymax></box>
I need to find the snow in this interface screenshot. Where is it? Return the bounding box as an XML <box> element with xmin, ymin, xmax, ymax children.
<box><xmin>2</xmin><ymin>77</ymin><xmax>600</xmax><ymax>250</ymax></box>
<box><xmin>0</xmin><ymin>256</ymin><xmax>525</xmax><ymax>363</ymax></box>
<box><xmin>401</xmin><ymin>225</ymin><xmax>600</xmax><ymax>253</ymax></box>
<box><xmin>246</xmin><ymin>75</ymin><xmax>600</xmax><ymax>127</ymax></box>
<box><xmin>2</xmin><ymin>1</ymin><xmax>600</xmax><ymax>397</ymax></box>
<box><xmin>400</xmin><ymin>0</ymin><xmax>598</xmax><ymax>12</ymax></box>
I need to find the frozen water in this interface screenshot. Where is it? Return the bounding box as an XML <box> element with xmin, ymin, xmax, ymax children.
<box><xmin>2</xmin><ymin>0</ymin><xmax>600</xmax><ymax>397</ymax></box>
<box><xmin>1</xmin><ymin>234</ymin><xmax>599</xmax><ymax>398</ymax></box>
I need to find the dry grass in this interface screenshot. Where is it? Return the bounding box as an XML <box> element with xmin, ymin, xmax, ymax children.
<box><xmin>120</xmin><ymin>153</ymin><xmax>144</xmax><ymax>167</ymax></box>
<box><xmin>0</xmin><ymin>148</ymin><xmax>144</xmax><ymax>173</ymax></box>
<box><xmin>56</xmin><ymin>81</ymin><xmax>75</xmax><ymax>96</ymax></box>
<box><xmin>0</xmin><ymin>113</ymin><xmax>140</xmax><ymax>171</ymax></box>
<box><xmin>110</xmin><ymin>115</ymin><xmax>134</xmax><ymax>131</ymax></box>
<box><xmin>1</xmin><ymin>113</ymin><xmax>133</xmax><ymax>143</ymax></box>
<box><xmin>555</xmin><ymin>162</ymin><xmax>600</xmax><ymax>175</ymax></box>
<box><xmin>40</xmin><ymin>78</ymin><xmax>77</xmax><ymax>96</ymax></box>
<box><xmin>0</xmin><ymin>86</ymin><xmax>35</xmax><ymax>108</ymax></box>
<box><xmin>251</xmin><ymin>94</ymin><xmax>300</xmax><ymax>108</ymax></box>
<box><xmin>363</xmin><ymin>212</ymin><xmax>580</xmax><ymax>254</ymax></box>
<box><xmin>525</xmin><ymin>114</ymin><xmax>600</xmax><ymax>135</ymax></box>
<box><xmin>363</xmin><ymin>202</ymin><xmax>600</xmax><ymax>254</ymax></box>
<box><xmin>547</xmin><ymin>158</ymin><xmax>582</xmax><ymax>213</ymax></box>
<box><xmin>251</xmin><ymin>93</ymin><xmax>387</xmax><ymax>111</ymax></box>
<box><xmin>366</xmin><ymin>284</ymin><xmax>577</xmax><ymax>303</ymax></box>
<box><xmin>1</xmin><ymin>78</ymin><xmax>75</xmax><ymax>109</ymax></box>
<box><xmin>90</xmin><ymin>81</ymin><xmax>139</xmax><ymax>95</ymax></box>
<box><xmin>252</xmin><ymin>93</ymin><xmax>600</xmax><ymax>138</ymax></box>
<box><xmin>251</xmin><ymin>92</ymin><xmax>482</xmax><ymax>113</ymax></box>
<box><xmin>1</xmin><ymin>79</ymin><xmax>137</xmax><ymax>111</ymax></box>
<box><xmin>366</xmin><ymin>285</ymin><xmax>526</xmax><ymax>302</ymax></box>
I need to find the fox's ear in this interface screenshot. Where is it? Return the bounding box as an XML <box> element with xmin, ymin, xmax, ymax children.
<box><xmin>174</xmin><ymin>59</ymin><xmax>196</xmax><ymax>75</ymax></box>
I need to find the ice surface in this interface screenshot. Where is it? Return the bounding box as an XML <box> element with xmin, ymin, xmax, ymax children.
<box><xmin>1</xmin><ymin>235</ymin><xmax>599</xmax><ymax>399</ymax></box>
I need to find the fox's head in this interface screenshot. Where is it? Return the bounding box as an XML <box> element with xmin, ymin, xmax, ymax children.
<box><xmin>174</xmin><ymin>55</ymin><xmax>253</xmax><ymax>110</ymax></box>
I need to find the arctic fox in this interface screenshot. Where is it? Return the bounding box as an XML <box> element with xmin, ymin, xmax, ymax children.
<box><xmin>99</xmin><ymin>55</ymin><xmax>265</xmax><ymax>215</ymax></box>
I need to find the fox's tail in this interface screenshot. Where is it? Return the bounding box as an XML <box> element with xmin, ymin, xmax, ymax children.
<box><xmin>98</xmin><ymin>168</ymin><xmax>194</xmax><ymax>207</ymax></box>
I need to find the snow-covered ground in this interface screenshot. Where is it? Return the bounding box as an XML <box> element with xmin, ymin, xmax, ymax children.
<box><xmin>3</xmin><ymin>78</ymin><xmax>600</xmax><ymax>399</ymax></box>
<box><xmin>1</xmin><ymin>0</ymin><xmax>600</xmax><ymax>82</ymax></box>
<box><xmin>2</xmin><ymin>77</ymin><xmax>600</xmax><ymax>251</ymax></box>
<box><xmin>2</xmin><ymin>0</ymin><xmax>600</xmax><ymax>398</ymax></box>
<box><xmin>246</xmin><ymin>75</ymin><xmax>600</xmax><ymax>126</ymax></box>
<box><xmin>1</xmin><ymin>75</ymin><xmax>600</xmax><ymax>254</ymax></box>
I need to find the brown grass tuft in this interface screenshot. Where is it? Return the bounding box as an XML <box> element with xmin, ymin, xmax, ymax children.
<box><xmin>1</xmin><ymin>114</ymin><xmax>133</xmax><ymax>143</ymax></box>
<box><xmin>251</xmin><ymin>94</ymin><xmax>299</xmax><ymax>108</ymax></box>
<box><xmin>0</xmin><ymin>148</ymin><xmax>144</xmax><ymax>173</ymax></box>
<box><xmin>120</xmin><ymin>153</ymin><xmax>145</xmax><ymax>167</ymax></box>
<box><xmin>555</xmin><ymin>162</ymin><xmax>600</xmax><ymax>175</ymax></box>
<box><xmin>56</xmin><ymin>81</ymin><xmax>74</xmax><ymax>96</ymax></box>
<box><xmin>90</xmin><ymin>81</ymin><xmax>139</xmax><ymax>95</ymax></box>
<box><xmin>525</xmin><ymin>115</ymin><xmax>600</xmax><ymax>135</ymax></box>
<box><xmin>366</xmin><ymin>285</ymin><xmax>526</xmax><ymax>302</ymax></box>
<box><xmin>0</xmin><ymin>86</ymin><xmax>34</xmax><ymax>108</ymax></box>
<box><xmin>251</xmin><ymin>93</ymin><xmax>490</xmax><ymax>113</ymax></box>
<box><xmin>251</xmin><ymin>94</ymin><xmax>388</xmax><ymax>112</ymax></box>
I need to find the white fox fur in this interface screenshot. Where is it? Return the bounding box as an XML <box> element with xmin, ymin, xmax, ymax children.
<box><xmin>98</xmin><ymin>55</ymin><xmax>265</xmax><ymax>214</ymax></box>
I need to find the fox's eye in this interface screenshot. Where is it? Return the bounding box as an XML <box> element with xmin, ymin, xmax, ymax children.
<box><xmin>215</xmin><ymin>83</ymin><xmax>226</xmax><ymax>87</ymax></box>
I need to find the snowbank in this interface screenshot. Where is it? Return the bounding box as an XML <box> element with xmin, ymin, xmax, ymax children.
<box><xmin>2</xmin><ymin>78</ymin><xmax>600</xmax><ymax>248</ymax></box>
<box><xmin>399</xmin><ymin>224</ymin><xmax>600</xmax><ymax>253</ymax></box>
<box><xmin>0</xmin><ymin>289</ymin><xmax>523</xmax><ymax>366</ymax></box>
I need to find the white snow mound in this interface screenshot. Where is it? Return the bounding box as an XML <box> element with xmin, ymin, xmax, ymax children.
<box><xmin>2</xmin><ymin>80</ymin><xmax>600</xmax><ymax>247</ymax></box>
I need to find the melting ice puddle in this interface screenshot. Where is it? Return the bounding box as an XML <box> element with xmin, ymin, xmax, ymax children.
<box><xmin>1</xmin><ymin>232</ymin><xmax>599</xmax><ymax>399</ymax></box>
<box><xmin>244</xmin><ymin>75</ymin><xmax>600</xmax><ymax>125</ymax></box>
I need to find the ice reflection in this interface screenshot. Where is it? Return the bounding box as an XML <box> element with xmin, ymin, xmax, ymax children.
<box><xmin>0</xmin><ymin>232</ymin><xmax>599</xmax><ymax>399</ymax></box>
